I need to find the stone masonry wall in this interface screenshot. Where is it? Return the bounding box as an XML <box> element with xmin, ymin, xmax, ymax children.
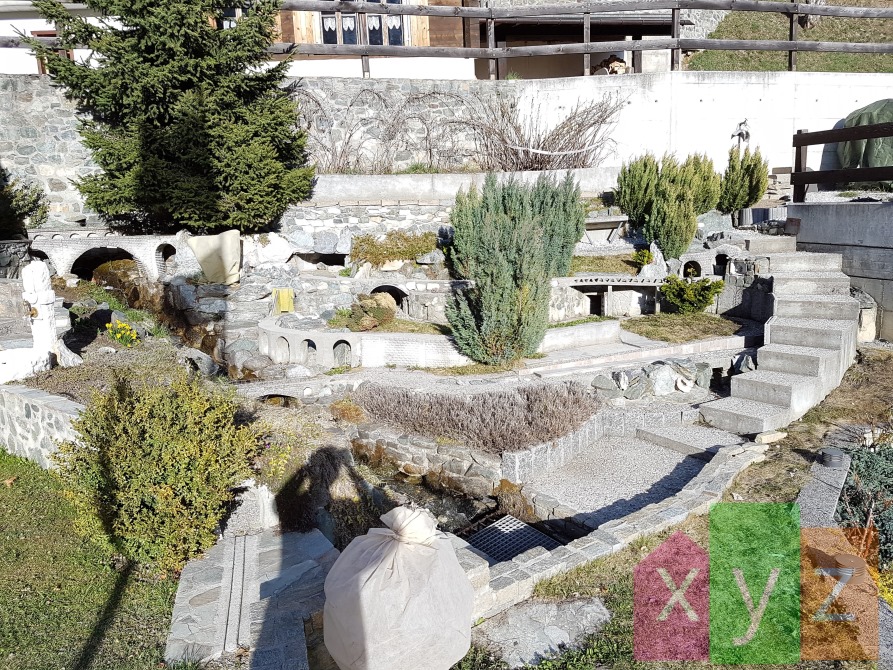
<box><xmin>0</xmin><ymin>385</ymin><xmax>82</xmax><ymax>469</ymax></box>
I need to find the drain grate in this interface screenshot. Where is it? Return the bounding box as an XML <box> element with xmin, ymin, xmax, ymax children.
<box><xmin>466</xmin><ymin>515</ymin><xmax>561</xmax><ymax>563</ymax></box>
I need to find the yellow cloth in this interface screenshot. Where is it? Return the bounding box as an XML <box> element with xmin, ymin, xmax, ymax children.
<box><xmin>272</xmin><ymin>287</ymin><xmax>294</xmax><ymax>314</ymax></box>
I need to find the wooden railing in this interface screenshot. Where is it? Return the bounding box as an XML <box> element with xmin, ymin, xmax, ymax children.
<box><xmin>792</xmin><ymin>123</ymin><xmax>893</xmax><ymax>202</ymax></box>
<box><xmin>2</xmin><ymin>0</ymin><xmax>892</xmax><ymax>79</ymax></box>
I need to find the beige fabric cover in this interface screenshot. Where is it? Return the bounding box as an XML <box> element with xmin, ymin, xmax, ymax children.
<box><xmin>323</xmin><ymin>507</ymin><xmax>474</xmax><ymax>670</ymax></box>
<box><xmin>186</xmin><ymin>229</ymin><xmax>241</xmax><ymax>284</ymax></box>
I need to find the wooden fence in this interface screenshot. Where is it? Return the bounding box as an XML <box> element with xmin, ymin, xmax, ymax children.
<box><xmin>2</xmin><ymin>0</ymin><xmax>892</xmax><ymax>79</ymax></box>
<box><xmin>792</xmin><ymin>123</ymin><xmax>893</xmax><ymax>202</ymax></box>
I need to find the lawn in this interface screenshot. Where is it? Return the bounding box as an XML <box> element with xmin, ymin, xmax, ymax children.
<box><xmin>328</xmin><ymin>313</ymin><xmax>453</xmax><ymax>336</ymax></box>
<box><xmin>687</xmin><ymin>0</ymin><xmax>893</xmax><ymax>73</ymax></box>
<box><xmin>570</xmin><ymin>255</ymin><xmax>638</xmax><ymax>276</ymax></box>
<box><xmin>0</xmin><ymin>451</ymin><xmax>188</xmax><ymax>670</ymax></box>
<box><xmin>620</xmin><ymin>313</ymin><xmax>741</xmax><ymax>343</ymax></box>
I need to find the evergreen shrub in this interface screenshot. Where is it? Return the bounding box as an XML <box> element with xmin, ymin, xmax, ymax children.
<box><xmin>0</xmin><ymin>166</ymin><xmax>48</xmax><ymax>239</ymax></box>
<box><xmin>447</xmin><ymin>173</ymin><xmax>584</xmax><ymax>365</ymax></box>
<box><xmin>615</xmin><ymin>153</ymin><xmax>659</xmax><ymax>228</ymax></box>
<box><xmin>661</xmin><ymin>275</ymin><xmax>725</xmax><ymax>314</ymax></box>
<box><xmin>718</xmin><ymin>146</ymin><xmax>769</xmax><ymax>224</ymax></box>
<box><xmin>631</xmin><ymin>248</ymin><xmax>653</xmax><ymax>269</ymax></box>
<box><xmin>645</xmin><ymin>177</ymin><xmax>698</xmax><ymax>260</ymax></box>
<box><xmin>28</xmin><ymin>0</ymin><xmax>314</xmax><ymax>233</ymax></box>
<box><xmin>53</xmin><ymin>372</ymin><xmax>260</xmax><ymax>571</ymax></box>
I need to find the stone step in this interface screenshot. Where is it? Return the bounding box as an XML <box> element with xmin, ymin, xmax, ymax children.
<box><xmin>700</xmin><ymin>397</ymin><xmax>792</xmax><ymax>435</ymax></box>
<box><xmin>744</xmin><ymin>236</ymin><xmax>797</xmax><ymax>253</ymax></box>
<box><xmin>770</xmin><ymin>271</ymin><xmax>851</xmax><ymax>297</ymax></box>
<box><xmin>772</xmin><ymin>294</ymin><xmax>861</xmax><ymax>320</ymax></box>
<box><xmin>636</xmin><ymin>425</ymin><xmax>745</xmax><ymax>460</ymax></box>
<box><xmin>731</xmin><ymin>370</ymin><xmax>820</xmax><ymax>416</ymax></box>
<box><xmin>756</xmin><ymin>343</ymin><xmax>840</xmax><ymax>383</ymax></box>
<box><xmin>767</xmin><ymin>317</ymin><xmax>855</xmax><ymax>351</ymax></box>
<box><xmin>767</xmin><ymin>251</ymin><xmax>843</xmax><ymax>273</ymax></box>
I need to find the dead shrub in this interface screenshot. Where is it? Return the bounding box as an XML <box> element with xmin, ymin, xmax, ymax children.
<box><xmin>330</xmin><ymin>398</ymin><xmax>366</xmax><ymax>424</ymax></box>
<box><xmin>354</xmin><ymin>382</ymin><xmax>599</xmax><ymax>454</ymax></box>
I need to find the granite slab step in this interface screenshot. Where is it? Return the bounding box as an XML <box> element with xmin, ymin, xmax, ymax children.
<box><xmin>700</xmin><ymin>397</ymin><xmax>792</xmax><ymax>435</ymax></box>
<box><xmin>756</xmin><ymin>343</ymin><xmax>840</xmax><ymax>386</ymax></box>
<box><xmin>744</xmin><ymin>236</ymin><xmax>797</xmax><ymax>253</ymax></box>
<box><xmin>769</xmin><ymin>271</ymin><xmax>851</xmax><ymax>297</ymax></box>
<box><xmin>766</xmin><ymin>251</ymin><xmax>842</xmax><ymax>273</ymax></box>
<box><xmin>767</xmin><ymin>317</ymin><xmax>856</xmax><ymax>351</ymax></box>
<box><xmin>636</xmin><ymin>424</ymin><xmax>745</xmax><ymax>460</ymax></box>
<box><xmin>731</xmin><ymin>370</ymin><xmax>821</xmax><ymax>415</ymax></box>
<box><xmin>772</xmin><ymin>294</ymin><xmax>861</xmax><ymax>320</ymax></box>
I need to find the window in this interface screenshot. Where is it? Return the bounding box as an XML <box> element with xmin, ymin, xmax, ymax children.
<box><xmin>320</xmin><ymin>0</ymin><xmax>406</xmax><ymax>46</ymax></box>
<box><xmin>217</xmin><ymin>7</ymin><xmax>242</xmax><ymax>30</ymax></box>
<box><xmin>31</xmin><ymin>31</ymin><xmax>74</xmax><ymax>75</ymax></box>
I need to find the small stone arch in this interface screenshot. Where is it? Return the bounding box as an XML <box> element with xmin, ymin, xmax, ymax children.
<box><xmin>156</xmin><ymin>243</ymin><xmax>177</xmax><ymax>277</ymax></box>
<box><xmin>333</xmin><ymin>340</ymin><xmax>352</xmax><ymax>367</ymax></box>
<box><xmin>371</xmin><ymin>284</ymin><xmax>409</xmax><ymax>311</ymax></box>
<box><xmin>258</xmin><ymin>394</ymin><xmax>299</xmax><ymax>408</ymax></box>
<box><xmin>274</xmin><ymin>336</ymin><xmax>290</xmax><ymax>363</ymax></box>
<box><xmin>713</xmin><ymin>254</ymin><xmax>729</xmax><ymax>277</ymax></box>
<box><xmin>301</xmin><ymin>339</ymin><xmax>318</xmax><ymax>366</ymax></box>
<box><xmin>70</xmin><ymin>247</ymin><xmax>138</xmax><ymax>280</ymax></box>
<box><xmin>683</xmin><ymin>261</ymin><xmax>702</xmax><ymax>278</ymax></box>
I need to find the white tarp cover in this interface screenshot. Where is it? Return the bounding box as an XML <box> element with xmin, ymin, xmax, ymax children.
<box><xmin>323</xmin><ymin>507</ymin><xmax>474</xmax><ymax>670</ymax></box>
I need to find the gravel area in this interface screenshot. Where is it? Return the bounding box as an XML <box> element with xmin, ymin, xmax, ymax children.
<box><xmin>529</xmin><ymin>435</ymin><xmax>706</xmax><ymax>524</ymax></box>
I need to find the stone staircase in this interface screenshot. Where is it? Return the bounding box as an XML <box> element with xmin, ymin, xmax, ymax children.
<box><xmin>700</xmin><ymin>251</ymin><xmax>859</xmax><ymax>435</ymax></box>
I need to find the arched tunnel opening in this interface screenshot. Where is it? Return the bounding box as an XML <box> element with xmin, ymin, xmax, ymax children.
<box><xmin>70</xmin><ymin>247</ymin><xmax>137</xmax><ymax>280</ymax></box>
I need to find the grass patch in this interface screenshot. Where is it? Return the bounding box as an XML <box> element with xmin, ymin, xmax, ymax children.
<box><xmin>548</xmin><ymin>315</ymin><xmax>612</xmax><ymax>329</ymax></box>
<box><xmin>570</xmin><ymin>254</ymin><xmax>638</xmax><ymax>276</ymax></box>
<box><xmin>374</xmin><ymin>319</ymin><xmax>452</xmax><ymax>336</ymax></box>
<box><xmin>408</xmin><ymin>361</ymin><xmax>520</xmax><ymax>376</ymax></box>
<box><xmin>324</xmin><ymin>365</ymin><xmax>354</xmax><ymax>376</ymax></box>
<box><xmin>621</xmin><ymin>313</ymin><xmax>740</xmax><ymax>343</ymax></box>
<box><xmin>0</xmin><ymin>451</ymin><xmax>178</xmax><ymax>670</ymax></box>
<box><xmin>687</xmin><ymin>0</ymin><xmax>893</xmax><ymax>73</ymax></box>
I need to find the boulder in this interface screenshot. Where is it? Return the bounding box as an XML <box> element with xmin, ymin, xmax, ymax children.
<box><xmin>379</xmin><ymin>260</ymin><xmax>405</xmax><ymax>272</ymax></box>
<box><xmin>612</xmin><ymin>370</ymin><xmax>630</xmax><ymax>391</ymax></box>
<box><xmin>254</xmin><ymin>233</ymin><xmax>294</xmax><ymax>265</ymax></box>
<box><xmin>53</xmin><ymin>339</ymin><xmax>83</xmax><ymax>368</ymax></box>
<box><xmin>591</xmin><ymin>375</ymin><xmax>617</xmax><ymax>391</ymax></box>
<box><xmin>242</xmin><ymin>354</ymin><xmax>273</xmax><ymax>372</ymax></box>
<box><xmin>695</xmin><ymin>362</ymin><xmax>713</xmax><ymax>388</ymax></box>
<box><xmin>285</xmin><ymin>365</ymin><xmax>314</xmax><ymax>379</ymax></box>
<box><xmin>623</xmin><ymin>373</ymin><xmax>653</xmax><ymax>400</ymax></box>
<box><xmin>178</xmin><ymin>347</ymin><xmax>221</xmax><ymax>377</ymax></box>
<box><xmin>637</xmin><ymin>242</ymin><xmax>668</xmax><ymax>280</ymax></box>
<box><xmin>284</xmin><ymin>229</ymin><xmax>315</xmax><ymax>253</ymax></box>
<box><xmin>647</xmin><ymin>363</ymin><xmax>677</xmax><ymax>396</ymax></box>
<box><xmin>416</xmin><ymin>249</ymin><xmax>445</xmax><ymax>265</ymax></box>
<box><xmin>313</xmin><ymin>231</ymin><xmax>338</xmax><ymax>254</ymax></box>
<box><xmin>732</xmin><ymin>353</ymin><xmax>756</xmax><ymax>374</ymax></box>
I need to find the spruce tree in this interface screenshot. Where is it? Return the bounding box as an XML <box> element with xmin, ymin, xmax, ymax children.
<box><xmin>27</xmin><ymin>0</ymin><xmax>314</xmax><ymax>233</ymax></box>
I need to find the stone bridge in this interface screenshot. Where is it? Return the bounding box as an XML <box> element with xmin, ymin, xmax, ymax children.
<box><xmin>30</xmin><ymin>230</ymin><xmax>179</xmax><ymax>281</ymax></box>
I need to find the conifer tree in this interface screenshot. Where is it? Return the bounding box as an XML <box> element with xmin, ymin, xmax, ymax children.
<box><xmin>27</xmin><ymin>0</ymin><xmax>314</xmax><ymax>233</ymax></box>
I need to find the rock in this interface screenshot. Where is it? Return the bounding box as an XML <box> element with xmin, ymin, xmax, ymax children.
<box><xmin>371</xmin><ymin>292</ymin><xmax>397</xmax><ymax>312</ymax></box>
<box><xmin>416</xmin><ymin>249</ymin><xmax>445</xmax><ymax>265</ymax></box>
<box><xmin>285</xmin><ymin>365</ymin><xmax>314</xmax><ymax>379</ymax></box>
<box><xmin>666</xmin><ymin>258</ymin><xmax>682</xmax><ymax>276</ymax></box>
<box><xmin>623</xmin><ymin>373</ymin><xmax>653</xmax><ymax>400</ymax></box>
<box><xmin>667</xmin><ymin>358</ymin><xmax>698</xmax><ymax>381</ymax></box>
<box><xmin>648</xmin><ymin>363</ymin><xmax>677</xmax><ymax>396</ymax></box>
<box><xmin>473</xmin><ymin>598</ymin><xmax>610</xmax><ymax>669</ymax></box>
<box><xmin>353</xmin><ymin>262</ymin><xmax>372</xmax><ymax>280</ymax></box>
<box><xmin>178</xmin><ymin>347</ymin><xmax>221</xmax><ymax>377</ymax></box>
<box><xmin>732</xmin><ymin>353</ymin><xmax>756</xmax><ymax>374</ymax></box>
<box><xmin>241</xmin><ymin>354</ymin><xmax>273</xmax><ymax>372</ymax></box>
<box><xmin>335</xmin><ymin>229</ymin><xmax>353</xmax><ymax>254</ymax></box>
<box><xmin>591</xmin><ymin>374</ymin><xmax>617</xmax><ymax>391</ymax></box>
<box><xmin>257</xmin><ymin>364</ymin><xmax>287</xmax><ymax>380</ymax></box>
<box><xmin>676</xmin><ymin>376</ymin><xmax>694</xmax><ymax>393</ymax></box>
<box><xmin>637</xmin><ymin>241</ymin><xmax>667</xmax><ymax>280</ymax></box>
<box><xmin>95</xmin><ymin>346</ymin><xmax>116</xmax><ymax>355</ymax></box>
<box><xmin>695</xmin><ymin>362</ymin><xmax>713</xmax><ymax>388</ymax></box>
<box><xmin>53</xmin><ymin>339</ymin><xmax>83</xmax><ymax>368</ymax></box>
<box><xmin>313</xmin><ymin>231</ymin><xmax>338</xmax><ymax>254</ymax></box>
<box><xmin>612</xmin><ymin>370</ymin><xmax>630</xmax><ymax>391</ymax></box>
<box><xmin>62</xmin><ymin>273</ymin><xmax>79</xmax><ymax>288</ymax></box>
<box><xmin>379</xmin><ymin>260</ymin><xmax>405</xmax><ymax>272</ymax></box>
<box><xmin>284</xmin><ymin>229</ymin><xmax>315</xmax><ymax>253</ymax></box>
<box><xmin>755</xmin><ymin>430</ymin><xmax>787</xmax><ymax>444</ymax></box>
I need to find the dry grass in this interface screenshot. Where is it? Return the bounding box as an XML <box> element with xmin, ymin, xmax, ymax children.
<box><xmin>570</xmin><ymin>254</ymin><xmax>638</xmax><ymax>276</ymax></box>
<box><xmin>548</xmin><ymin>315</ymin><xmax>613</xmax><ymax>329</ymax></box>
<box><xmin>374</xmin><ymin>319</ymin><xmax>452</xmax><ymax>336</ymax></box>
<box><xmin>329</xmin><ymin>398</ymin><xmax>367</xmax><ymax>424</ymax></box>
<box><xmin>687</xmin><ymin>0</ymin><xmax>893</xmax><ymax>73</ymax></box>
<box><xmin>354</xmin><ymin>382</ymin><xmax>599</xmax><ymax>453</ymax></box>
<box><xmin>408</xmin><ymin>361</ymin><xmax>521</xmax><ymax>376</ymax></box>
<box><xmin>621</xmin><ymin>313</ymin><xmax>741</xmax><ymax>343</ymax></box>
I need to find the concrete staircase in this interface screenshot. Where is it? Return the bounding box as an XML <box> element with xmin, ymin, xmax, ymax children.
<box><xmin>701</xmin><ymin>251</ymin><xmax>859</xmax><ymax>435</ymax></box>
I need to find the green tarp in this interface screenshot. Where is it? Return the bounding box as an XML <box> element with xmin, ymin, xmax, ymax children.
<box><xmin>836</xmin><ymin>98</ymin><xmax>893</xmax><ymax>189</ymax></box>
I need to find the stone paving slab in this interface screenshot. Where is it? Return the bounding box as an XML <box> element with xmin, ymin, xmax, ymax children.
<box><xmin>796</xmin><ymin>454</ymin><xmax>851</xmax><ymax>528</ymax></box>
<box><xmin>528</xmin><ymin>436</ymin><xmax>705</xmax><ymax>525</ymax></box>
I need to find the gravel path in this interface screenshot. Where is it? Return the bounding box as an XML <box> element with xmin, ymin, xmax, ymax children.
<box><xmin>529</xmin><ymin>435</ymin><xmax>706</xmax><ymax>525</ymax></box>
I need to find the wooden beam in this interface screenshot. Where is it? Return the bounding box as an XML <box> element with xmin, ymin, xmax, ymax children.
<box><xmin>678</xmin><ymin>38</ymin><xmax>893</xmax><ymax>53</ymax></box>
<box><xmin>487</xmin><ymin>17</ymin><xmax>496</xmax><ymax>79</ymax></box>
<box><xmin>788</xmin><ymin>0</ymin><xmax>797</xmax><ymax>71</ymax></box>
<box><xmin>670</xmin><ymin>7</ymin><xmax>680</xmax><ymax>70</ymax></box>
<box><xmin>793</xmin><ymin>129</ymin><xmax>808</xmax><ymax>203</ymax></box>
<box><xmin>792</xmin><ymin>166</ymin><xmax>893</xmax><ymax>186</ymax></box>
<box><xmin>583</xmin><ymin>12</ymin><xmax>591</xmax><ymax>75</ymax></box>
<box><xmin>792</xmin><ymin>122</ymin><xmax>893</xmax><ymax>147</ymax></box>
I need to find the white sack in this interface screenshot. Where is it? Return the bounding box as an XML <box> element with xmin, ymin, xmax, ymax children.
<box><xmin>323</xmin><ymin>507</ymin><xmax>474</xmax><ymax>670</ymax></box>
<box><xmin>186</xmin><ymin>229</ymin><xmax>241</xmax><ymax>284</ymax></box>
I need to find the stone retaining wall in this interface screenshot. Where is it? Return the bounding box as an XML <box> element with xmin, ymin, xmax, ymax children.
<box><xmin>0</xmin><ymin>385</ymin><xmax>82</xmax><ymax>468</ymax></box>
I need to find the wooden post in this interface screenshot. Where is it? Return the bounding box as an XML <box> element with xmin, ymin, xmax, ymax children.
<box><xmin>583</xmin><ymin>12</ymin><xmax>591</xmax><ymax>75</ymax></box>
<box><xmin>788</xmin><ymin>1</ymin><xmax>798</xmax><ymax>71</ymax></box>
<box><xmin>632</xmin><ymin>33</ymin><xmax>643</xmax><ymax>73</ymax></box>
<box><xmin>487</xmin><ymin>17</ymin><xmax>496</xmax><ymax>80</ymax></box>
<box><xmin>358</xmin><ymin>9</ymin><xmax>370</xmax><ymax>78</ymax></box>
<box><xmin>793</xmin><ymin>129</ymin><xmax>808</xmax><ymax>203</ymax></box>
<box><xmin>671</xmin><ymin>8</ymin><xmax>680</xmax><ymax>71</ymax></box>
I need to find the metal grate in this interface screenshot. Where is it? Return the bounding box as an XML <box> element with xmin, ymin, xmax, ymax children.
<box><xmin>466</xmin><ymin>515</ymin><xmax>561</xmax><ymax>563</ymax></box>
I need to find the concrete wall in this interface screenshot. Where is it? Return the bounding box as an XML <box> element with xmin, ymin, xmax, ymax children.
<box><xmin>792</xmin><ymin>202</ymin><xmax>893</xmax><ymax>340</ymax></box>
<box><xmin>0</xmin><ymin>385</ymin><xmax>82</xmax><ymax>469</ymax></box>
